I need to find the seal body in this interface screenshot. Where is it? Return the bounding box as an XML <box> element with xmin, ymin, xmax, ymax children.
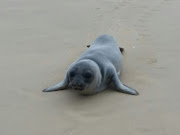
<box><xmin>43</xmin><ymin>35</ymin><xmax>139</xmax><ymax>95</ymax></box>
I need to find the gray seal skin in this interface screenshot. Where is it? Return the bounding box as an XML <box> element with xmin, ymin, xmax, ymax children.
<box><xmin>43</xmin><ymin>35</ymin><xmax>139</xmax><ymax>95</ymax></box>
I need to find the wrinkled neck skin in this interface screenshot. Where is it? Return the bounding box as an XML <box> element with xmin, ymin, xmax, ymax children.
<box><xmin>77</xmin><ymin>59</ymin><xmax>102</xmax><ymax>95</ymax></box>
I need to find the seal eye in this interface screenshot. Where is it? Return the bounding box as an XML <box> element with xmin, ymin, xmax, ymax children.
<box><xmin>70</xmin><ymin>71</ymin><xmax>75</xmax><ymax>78</ymax></box>
<box><xmin>84</xmin><ymin>72</ymin><xmax>91</xmax><ymax>78</ymax></box>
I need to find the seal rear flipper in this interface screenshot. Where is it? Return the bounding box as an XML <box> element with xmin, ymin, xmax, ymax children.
<box><xmin>112</xmin><ymin>72</ymin><xmax>139</xmax><ymax>95</ymax></box>
<box><xmin>87</xmin><ymin>45</ymin><xmax>124</xmax><ymax>53</ymax></box>
<box><xmin>42</xmin><ymin>76</ymin><xmax>69</xmax><ymax>92</ymax></box>
<box><xmin>119</xmin><ymin>47</ymin><xmax>124</xmax><ymax>53</ymax></box>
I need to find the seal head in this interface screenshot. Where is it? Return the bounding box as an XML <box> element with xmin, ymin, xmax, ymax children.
<box><xmin>68</xmin><ymin>59</ymin><xmax>102</xmax><ymax>94</ymax></box>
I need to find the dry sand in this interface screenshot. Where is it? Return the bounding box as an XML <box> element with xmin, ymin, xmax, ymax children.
<box><xmin>1</xmin><ymin>0</ymin><xmax>180</xmax><ymax>134</ymax></box>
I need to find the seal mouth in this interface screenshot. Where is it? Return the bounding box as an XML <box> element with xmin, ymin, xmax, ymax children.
<box><xmin>73</xmin><ymin>86</ymin><xmax>84</xmax><ymax>91</ymax></box>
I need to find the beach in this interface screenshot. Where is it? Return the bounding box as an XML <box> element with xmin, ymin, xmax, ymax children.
<box><xmin>1</xmin><ymin>0</ymin><xmax>180</xmax><ymax>134</ymax></box>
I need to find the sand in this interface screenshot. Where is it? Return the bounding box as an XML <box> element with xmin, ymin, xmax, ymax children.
<box><xmin>1</xmin><ymin>0</ymin><xmax>180</xmax><ymax>134</ymax></box>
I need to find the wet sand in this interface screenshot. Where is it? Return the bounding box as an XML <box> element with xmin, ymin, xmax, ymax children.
<box><xmin>1</xmin><ymin>0</ymin><xmax>180</xmax><ymax>134</ymax></box>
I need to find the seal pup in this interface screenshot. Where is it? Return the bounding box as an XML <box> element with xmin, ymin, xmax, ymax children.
<box><xmin>43</xmin><ymin>35</ymin><xmax>139</xmax><ymax>95</ymax></box>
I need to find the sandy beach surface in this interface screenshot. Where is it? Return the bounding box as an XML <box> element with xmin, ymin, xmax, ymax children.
<box><xmin>1</xmin><ymin>0</ymin><xmax>180</xmax><ymax>134</ymax></box>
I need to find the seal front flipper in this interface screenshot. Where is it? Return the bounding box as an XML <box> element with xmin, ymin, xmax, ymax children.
<box><xmin>42</xmin><ymin>75</ymin><xmax>69</xmax><ymax>92</ymax></box>
<box><xmin>112</xmin><ymin>71</ymin><xmax>139</xmax><ymax>95</ymax></box>
<box><xmin>120</xmin><ymin>84</ymin><xmax>139</xmax><ymax>95</ymax></box>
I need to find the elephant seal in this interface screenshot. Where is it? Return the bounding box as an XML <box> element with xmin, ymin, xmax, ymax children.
<box><xmin>43</xmin><ymin>35</ymin><xmax>139</xmax><ymax>95</ymax></box>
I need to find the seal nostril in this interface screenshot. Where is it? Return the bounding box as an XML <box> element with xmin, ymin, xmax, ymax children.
<box><xmin>78</xmin><ymin>83</ymin><xmax>83</xmax><ymax>87</ymax></box>
<box><xmin>72</xmin><ymin>82</ymin><xmax>80</xmax><ymax>87</ymax></box>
